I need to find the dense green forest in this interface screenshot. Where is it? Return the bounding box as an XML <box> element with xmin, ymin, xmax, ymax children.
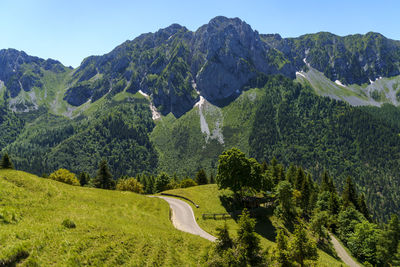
<box><xmin>211</xmin><ymin>148</ymin><xmax>400</xmax><ymax>266</ymax></box>
<box><xmin>249</xmin><ymin>75</ymin><xmax>400</xmax><ymax>221</ymax></box>
<box><xmin>4</xmin><ymin>100</ymin><xmax>157</xmax><ymax>178</ymax></box>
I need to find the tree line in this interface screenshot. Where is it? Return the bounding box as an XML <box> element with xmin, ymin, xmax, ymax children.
<box><xmin>0</xmin><ymin>152</ymin><xmax>215</xmax><ymax>194</ymax></box>
<box><xmin>214</xmin><ymin>147</ymin><xmax>400</xmax><ymax>266</ymax></box>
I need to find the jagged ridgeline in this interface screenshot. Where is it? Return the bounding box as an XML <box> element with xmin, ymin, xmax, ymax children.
<box><xmin>1</xmin><ymin>16</ymin><xmax>400</xmax><ymax>220</ymax></box>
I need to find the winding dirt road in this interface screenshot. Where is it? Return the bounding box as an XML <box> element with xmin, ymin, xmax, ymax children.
<box><xmin>157</xmin><ymin>196</ymin><xmax>216</xmax><ymax>242</ymax></box>
<box><xmin>329</xmin><ymin>234</ymin><xmax>361</xmax><ymax>267</ymax></box>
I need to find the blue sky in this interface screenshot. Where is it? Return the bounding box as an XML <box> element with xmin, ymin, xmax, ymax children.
<box><xmin>1</xmin><ymin>0</ymin><xmax>399</xmax><ymax>67</ymax></box>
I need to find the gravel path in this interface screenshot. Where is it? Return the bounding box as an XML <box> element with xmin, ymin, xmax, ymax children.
<box><xmin>156</xmin><ymin>196</ymin><xmax>216</xmax><ymax>242</ymax></box>
<box><xmin>329</xmin><ymin>234</ymin><xmax>361</xmax><ymax>267</ymax></box>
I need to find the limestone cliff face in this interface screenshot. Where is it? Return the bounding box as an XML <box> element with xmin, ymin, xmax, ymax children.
<box><xmin>0</xmin><ymin>49</ymin><xmax>66</xmax><ymax>98</ymax></box>
<box><xmin>2</xmin><ymin>17</ymin><xmax>400</xmax><ymax>118</ymax></box>
<box><xmin>65</xmin><ymin>16</ymin><xmax>297</xmax><ymax>116</ymax></box>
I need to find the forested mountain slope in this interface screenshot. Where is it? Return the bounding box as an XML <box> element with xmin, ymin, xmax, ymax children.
<box><xmin>1</xmin><ymin>16</ymin><xmax>400</xmax><ymax>221</ymax></box>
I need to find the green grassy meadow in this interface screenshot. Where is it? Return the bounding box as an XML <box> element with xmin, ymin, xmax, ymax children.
<box><xmin>0</xmin><ymin>170</ymin><xmax>210</xmax><ymax>266</ymax></box>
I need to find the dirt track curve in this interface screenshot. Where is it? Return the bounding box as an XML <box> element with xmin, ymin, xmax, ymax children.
<box><xmin>157</xmin><ymin>196</ymin><xmax>216</xmax><ymax>242</ymax></box>
<box><xmin>329</xmin><ymin>233</ymin><xmax>361</xmax><ymax>267</ymax></box>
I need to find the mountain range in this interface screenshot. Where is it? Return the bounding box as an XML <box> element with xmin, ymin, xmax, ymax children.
<box><xmin>1</xmin><ymin>16</ymin><xmax>400</xmax><ymax>220</ymax></box>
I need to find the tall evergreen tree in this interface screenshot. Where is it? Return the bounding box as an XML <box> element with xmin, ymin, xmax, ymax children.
<box><xmin>294</xmin><ymin>167</ymin><xmax>306</xmax><ymax>191</ymax></box>
<box><xmin>285</xmin><ymin>164</ymin><xmax>297</xmax><ymax>185</ymax></box>
<box><xmin>342</xmin><ymin>176</ymin><xmax>358</xmax><ymax>209</ymax></box>
<box><xmin>145</xmin><ymin>175</ymin><xmax>155</xmax><ymax>194</ymax></box>
<box><xmin>154</xmin><ymin>172</ymin><xmax>171</xmax><ymax>193</ymax></box>
<box><xmin>274</xmin><ymin>228</ymin><xmax>291</xmax><ymax>266</ymax></box>
<box><xmin>260</xmin><ymin>160</ymin><xmax>268</xmax><ymax>173</ymax></box>
<box><xmin>289</xmin><ymin>223</ymin><xmax>318</xmax><ymax>267</ymax></box>
<box><xmin>209</xmin><ymin>172</ymin><xmax>215</xmax><ymax>184</ymax></box>
<box><xmin>236</xmin><ymin>209</ymin><xmax>264</xmax><ymax>266</ymax></box>
<box><xmin>215</xmin><ymin>223</ymin><xmax>234</xmax><ymax>254</ymax></box>
<box><xmin>93</xmin><ymin>159</ymin><xmax>114</xmax><ymax>189</ymax></box>
<box><xmin>0</xmin><ymin>153</ymin><xmax>14</xmax><ymax>169</ymax></box>
<box><xmin>195</xmin><ymin>169</ymin><xmax>208</xmax><ymax>185</ymax></box>
<box><xmin>300</xmin><ymin>174</ymin><xmax>313</xmax><ymax>215</ymax></box>
<box><xmin>357</xmin><ymin>193</ymin><xmax>370</xmax><ymax>220</ymax></box>
<box><xmin>320</xmin><ymin>170</ymin><xmax>335</xmax><ymax>193</ymax></box>
<box><xmin>328</xmin><ymin>192</ymin><xmax>340</xmax><ymax>215</ymax></box>
<box><xmin>78</xmin><ymin>172</ymin><xmax>90</xmax><ymax>186</ymax></box>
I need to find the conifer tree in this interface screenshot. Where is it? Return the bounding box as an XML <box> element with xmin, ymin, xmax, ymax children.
<box><xmin>78</xmin><ymin>172</ymin><xmax>90</xmax><ymax>186</ymax></box>
<box><xmin>289</xmin><ymin>223</ymin><xmax>318</xmax><ymax>267</ymax></box>
<box><xmin>328</xmin><ymin>192</ymin><xmax>340</xmax><ymax>215</ymax></box>
<box><xmin>357</xmin><ymin>193</ymin><xmax>370</xmax><ymax>220</ymax></box>
<box><xmin>285</xmin><ymin>164</ymin><xmax>297</xmax><ymax>185</ymax></box>
<box><xmin>93</xmin><ymin>159</ymin><xmax>114</xmax><ymax>189</ymax></box>
<box><xmin>215</xmin><ymin>223</ymin><xmax>234</xmax><ymax>254</ymax></box>
<box><xmin>195</xmin><ymin>169</ymin><xmax>208</xmax><ymax>185</ymax></box>
<box><xmin>236</xmin><ymin>209</ymin><xmax>264</xmax><ymax>266</ymax></box>
<box><xmin>300</xmin><ymin>174</ymin><xmax>313</xmax><ymax>214</ymax></box>
<box><xmin>154</xmin><ymin>172</ymin><xmax>171</xmax><ymax>193</ymax></box>
<box><xmin>0</xmin><ymin>153</ymin><xmax>14</xmax><ymax>169</ymax></box>
<box><xmin>261</xmin><ymin>160</ymin><xmax>268</xmax><ymax>173</ymax></box>
<box><xmin>294</xmin><ymin>167</ymin><xmax>306</xmax><ymax>191</ymax></box>
<box><xmin>320</xmin><ymin>170</ymin><xmax>332</xmax><ymax>192</ymax></box>
<box><xmin>275</xmin><ymin>228</ymin><xmax>291</xmax><ymax>266</ymax></box>
<box><xmin>145</xmin><ymin>175</ymin><xmax>155</xmax><ymax>194</ymax></box>
<box><xmin>342</xmin><ymin>176</ymin><xmax>358</xmax><ymax>209</ymax></box>
<box><xmin>209</xmin><ymin>172</ymin><xmax>215</xmax><ymax>184</ymax></box>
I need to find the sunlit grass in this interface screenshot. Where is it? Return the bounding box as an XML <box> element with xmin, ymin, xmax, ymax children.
<box><xmin>0</xmin><ymin>170</ymin><xmax>209</xmax><ymax>266</ymax></box>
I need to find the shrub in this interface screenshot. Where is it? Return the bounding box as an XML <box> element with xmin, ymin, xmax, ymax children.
<box><xmin>0</xmin><ymin>208</ymin><xmax>20</xmax><ymax>224</ymax></box>
<box><xmin>116</xmin><ymin>178</ymin><xmax>144</xmax><ymax>194</ymax></box>
<box><xmin>0</xmin><ymin>243</ymin><xmax>29</xmax><ymax>266</ymax></box>
<box><xmin>48</xmin><ymin>169</ymin><xmax>80</xmax><ymax>186</ymax></box>
<box><xmin>179</xmin><ymin>178</ymin><xmax>197</xmax><ymax>188</ymax></box>
<box><xmin>62</xmin><ymin>219</ymin><xmax>76</xmax><ymax>229</ymax></box>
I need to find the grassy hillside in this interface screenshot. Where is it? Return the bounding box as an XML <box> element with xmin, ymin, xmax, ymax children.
<box><xmin>296</xmin><ymin>65</ymin><xmax>400</xmax><ymax>107</ymax></box>
<box><xmin>164</xmin><ymin>185</ymin><xmax>344</xmax><ymax>266</ymax></box>
<box><xmin>0</xmin><ymin>170</ymin><xmax>209</xmax><ymax>266</ymax></box>
<box><xmin>151</xmin><ymin>88</ymin><xmax>264</xmax><ymax>177</ymax></box>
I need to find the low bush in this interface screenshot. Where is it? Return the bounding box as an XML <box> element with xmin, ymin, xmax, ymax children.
<box><xmin>116</xmin><ymin>178</ymin><xmax>144</xmax><ymax>194</ymax></box>
<box><xmin>62</xmin><ymin>219</ymin><xmax>76</xmax><ymax>229</ymax></box>
<box><xmin>48</xmin><ymin>169</ymin><xmax>80</xmax><ymax>186</ymax></box>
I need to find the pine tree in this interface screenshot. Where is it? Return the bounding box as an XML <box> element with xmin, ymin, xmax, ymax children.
<box><xmin>78</xmin><ymin>172</ymin><xmax>90</xmax><ymax>186</ymax></box>
<box><xmin>289</xmin><ymin>223</ymin><xmax>318</xmax><ymax>267</ymax></box>
<box><xmin>320</xmin><ymin>170</ymin><xmax>332</xmax><ymax>192</ymax></box>
<box><xmin>145</xmin><ymin>175</ymin><xmax>155</xmax><ymax>194</ymax></box>
<box><xmin>300</xmin><ymin>174</ymin><xmax>313</xmax><ymax>215</ymax></box>
<box><xmin>294</xmin><ymin>167</ymin><xmax>306</xmax><ymax>191</ymax></box>
<box><xmin>275</xmin><ymin>228</ymin><xmax>291</xmax><ymax>266</ymax></box>
<box><xmin>342</xmin><ymin>176</ymin><xmax>358</xmax><ymax>209</ymax></box>
<box><xmin>328</xmin><ymin>192</ymin><xmax>340</xmax><ymax>215</ymax></box>
<box><xmin>0</xmin><ymin>153</ymin><xmax>14</xmax><ymax>169</ymax></box>
<box><xmin>357</xmin><ymin>193</ymin><xmax>370</xmax><ymax>220</ymax></box>
<box><xmin>261</xmin><ymin>160</ymin><xmax>268</xmax><ymax>173</ymax></box>
<box><xmin>195</xmin><ymin>169</ymin><xmax>208</xmax><ymax>185</ymax></box>
<box><xmin>93</xmin><ymin>159</ymin><xmax>114</xmax><ymax>189</ymax></box>
<box><xmin>215</xmin><ymin>223</ymin><xmax>234</xmax><ymax>254</ymax></box>
<box><xmin>154</xmin><ymin>172</ymin><xmax>171</xmax><ymax>193</ymax></box>
<box><xmin>209</xmin><ymin>172</ymin><xmax>215</xmax><ymax>184</ymax></box>
<box><xmin>285</xmin><ymin>164</ymin><xmax>297</xmax><ymax>185</ymax></box>
<box><xmin>236</xmin><ymin>209</ymin><xmax>264</xmax><ymax>266</ymax></box>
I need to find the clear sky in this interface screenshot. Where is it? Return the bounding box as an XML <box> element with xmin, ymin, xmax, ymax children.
<box><xmin>1</xmin><ymin>0</ymin><xmax>399</xmax><ymax>68</ymax></box>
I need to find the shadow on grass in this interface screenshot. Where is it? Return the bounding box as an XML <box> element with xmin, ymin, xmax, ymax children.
<box><xmin>219</xmin><ymin>193</ymin><xmax>277</xmax><ymax>242</ymax></box>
